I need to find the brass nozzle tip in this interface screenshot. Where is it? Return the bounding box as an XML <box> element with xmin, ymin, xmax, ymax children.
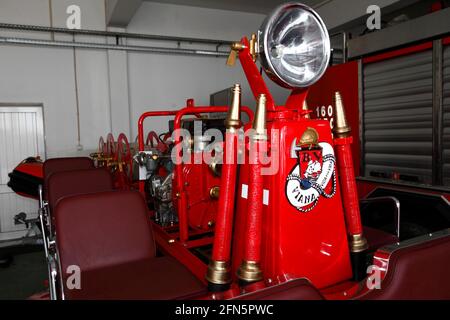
<box><xmin>252</xmin><ymin>94</ymin><xmax>267</xmax><ymax>140</ymax></box>
<box><xmin>205</xmin><ymin>260</ymin><xmax>231</xmax><ymax>285</ymax></box>
<box><xmin>225</xmin><ymin>84</ymin><xmax>242</xmax><ymax>129</ymax></box>
<box><xmin>302</xmin><ymin>100</ymin><xmax>310</xmax><ymax>119</ymax></box>
<box><xmin>333</xmin><ymin>91</ymin><xmax>351</xmax><ymax>137</ymax></box>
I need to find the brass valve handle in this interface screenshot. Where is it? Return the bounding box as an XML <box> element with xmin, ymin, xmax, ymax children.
<box><xmin>249</xmin><ymin>33</ymin><xmax>258</xmax><ymax>62</ymax></box>
<box><xmin>226</xmin><ymin>42</ymin><xmax>246</xmax><ymax>66</ymax></box>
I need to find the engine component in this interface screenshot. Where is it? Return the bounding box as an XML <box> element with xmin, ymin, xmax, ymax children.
<box><xmin>150</xmin><ymin>173</ymin><xmax>177</xmax><ymax>226</ymax></box>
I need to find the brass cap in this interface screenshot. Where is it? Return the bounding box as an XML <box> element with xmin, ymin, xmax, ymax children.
<box><xmin>252</xmin><ymin>94</ymin><xmax>267</xmax><ymax>141</ymax></box>
<box><xmin>225</xmin><ymin>84</ymin><xmax>242</xmax><ymax>129</ymax></box>
<box><xmin>205</xmin><ymin>260</ymin><xmax>231</xmax><ymax>285</ymax></box>
<box><xmin>209</xmin><ymin>186</ymin><xmax>220</xmax><ymax>199</ymax></box>
<box><xmin>333</xmin><ymin>91</ymin><xmax>351</xmax><ymax>137</ymax></box>
<box><xmin>350</xmin><ymin>234</ymin><xmax>369</xmax><ymax>253</ymax></box>
<box><xmin>237</xmin><ymin>261</ymin><xmax>263</xmax><ymax>283</ymax></box>
<box><xmin>302</xmin><ymin>100</ymin><xmax>310</xmax><ymax>119</ymax></box>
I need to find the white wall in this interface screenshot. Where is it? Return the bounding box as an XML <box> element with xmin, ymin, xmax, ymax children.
<box><xmin>0</xmin><ymin>0</ymin><xmax>290</xmax><ymax>157</ymax></box>
<box><xmin>126</xmin><ymin>1</ymin><xmax>289</xmax><ymax>136</ymax></box>
<box><xmin>0</xmin><ymin>0</ymin><xmax>111</xmax><ymax>158</ymax></box>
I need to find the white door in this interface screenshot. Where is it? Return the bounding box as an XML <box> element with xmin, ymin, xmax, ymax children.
<box><xmin>0</xmin><ymin>105</ymin><xmax>45</xmax><ymax>241</ymax></box>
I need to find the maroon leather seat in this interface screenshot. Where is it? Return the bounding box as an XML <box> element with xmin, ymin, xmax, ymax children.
<box><xmin>43</xmin><ymin>157</ymin><xmax>94</xmax><ymax>197</ymax></box>
<box><xmin>236</xmin><ymin>279</ymin><xmax>324</xmax><ymax>300</ymax></box>
<box><xmin>54</xmin><ymin>191</ymin><xmax>205</xmax><ymax>300</ymax></box>
<box><xmin>47</xmin><ymin>168</ymin><xmax>113</xmax><ymax>213</ymax></box>
<box><xmin>359</xmin><ymin>233</ymin><xmax>450</xmax><ymax>300</ymax></box>
<box><xmin>364</xmin><ymin>226</ymin><xmax>399</xmax><ymax>252</ymax></box>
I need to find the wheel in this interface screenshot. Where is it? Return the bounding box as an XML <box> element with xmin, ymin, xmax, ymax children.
<box><xmin>106</xmin><ymin>133</ymin><xmax>116</xmax><ymax>158</ymax></box>
<box><xmin>146</xmin><ymin>131</ymin><xmax>160</xmax><ymax>148</ymax></box>
<box><xmin>98</xmin><ymin>136</ymin><xmax>106</xmax><ymax>154</ymax></box>
<box><xmin>117</xmin><ymin>133</ymin><xmax>133</xmax><ymax>189</ymax></box>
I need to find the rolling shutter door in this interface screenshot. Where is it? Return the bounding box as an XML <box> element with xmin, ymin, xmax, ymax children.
<box><xmin>363</xmin><ymin>50</ymin><xmax>433</xmax><ymax>184</ymax></box>
<box><xmin>444</xmin><ymin>45</ymin><xmax>450</xmax><ymax>186</ymax></box>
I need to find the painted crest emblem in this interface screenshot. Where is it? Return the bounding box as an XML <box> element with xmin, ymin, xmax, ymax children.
<box><xmin>285</xmin><ymin>128</ymin><xmax>336</xmax><ymax>213</ymax></box>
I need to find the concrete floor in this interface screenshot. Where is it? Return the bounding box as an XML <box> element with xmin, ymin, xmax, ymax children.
<box><xmin>0</xmin><ymin>251</ymin><xmax>48</xmax><ymax>300</ymax></box>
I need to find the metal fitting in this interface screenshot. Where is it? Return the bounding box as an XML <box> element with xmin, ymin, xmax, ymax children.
<box><xmin>237</xmin><ymin>261</ymin><xmax>263</xmax><ymax>283</ymax></box>
<box><xmin>205</xmin><ymin>260</ymin><xmax>231</xmax><ymax>285</ymax></box>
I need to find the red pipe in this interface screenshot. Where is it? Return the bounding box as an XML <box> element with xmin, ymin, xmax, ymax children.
<box><xmin>243</xmin><ymin>143</ymin><xmax>264</xmax><ymax>262</ymax></box>
<box><xmin>137</xmin><ymin>111</ymin><xmax>179</xmax><ymax>193</ymax></box>
<box><xmin>211</xmin><ymin>130</ymin><xmax>238</xmax><ymax>262</ymax></box>
<box><xmin>237</xmin><ymin>94</ymin><xmax>266</xmax><ymax>284</ymax></box>
<box><xmin>238</xmin><ymin>37</ymin><xmax>275</xmax><ymax>112</ymax></box>
<box><xmin>334</xmin><ymin>137</ymin><xmax>363</xmax><ymax>236</ymax></box>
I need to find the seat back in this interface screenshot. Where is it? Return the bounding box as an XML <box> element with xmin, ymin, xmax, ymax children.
<box><xmin>55</xmin><ymin>191</ymin><xmax>155</xmax><ymax>274</ymax></box>
<box><xmin>361</xmin><ymin>232</ymin><xmax>450</xmax><ymax>300</ymax></box>
<box><xmin>47</xmin><ymin>168</ymin><xmax>113</xmax><ymax>212</ymax></box>
<box><xmin>236</xmin><ymin>279</ymin><xmax>324</xmax><ymax>300</ymax></box>
<box><xmin>43</xmin><ymin>157</ymin><xmax>94</xmax><ymax>197</ymax></box>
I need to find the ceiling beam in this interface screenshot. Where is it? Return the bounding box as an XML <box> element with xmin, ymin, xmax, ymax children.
<box><xmin>106</xmin><ymin>0</ymin><xmax>142</xmax><ymax>27</ymax></box>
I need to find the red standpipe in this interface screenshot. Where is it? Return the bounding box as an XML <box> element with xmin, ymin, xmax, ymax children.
<box><xmin>211</xmin><ymin>130</ymin><xmax>239</xmax><ymax>262</ymax></box>
<box><xmin>237</xmin><ymin>94</ymin><xmax>267</xmax><ymax>284</ymax></box>
<box><xmin>334</xmin><ymin>136</ymin><xmax>363</xmax><ymax>236</ymax></box>
<box><xmin>332</xmin><ymin>91</ymin><xmax>367</xmax><ymax>264</ymax></box>
<box><xmin>242</xmin><ymin>143</ymin><xmax>264</xmax><ymax>263</ymax></box>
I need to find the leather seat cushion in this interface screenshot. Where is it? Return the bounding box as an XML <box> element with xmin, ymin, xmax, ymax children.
<box><xmin>63</xmin><ymin>256</ymin><xmax>206</xmax><ymax>300</ymax></box>
<box><xmin>43</xmin><ymin>157</ymin><xmax>94</xmax><ymax>197</ymax></box>
<box><xmin>47</xmin><ymin>168</ymin><xmax>113</xmax><ymax>212</ymax></box>
<box><xmin>360</xmin><ymin>234</ymin><xmax>450</xmax><ymax>300</ymax></box>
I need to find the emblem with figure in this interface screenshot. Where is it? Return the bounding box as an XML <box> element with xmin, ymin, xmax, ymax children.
<box><xmin>285</xmin><ymin>128</ymin><xmax>336</xmax><ymax>213</ymax></box>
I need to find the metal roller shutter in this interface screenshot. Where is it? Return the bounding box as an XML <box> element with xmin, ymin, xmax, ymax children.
<box><xmin>444</xmin><ymin>45</ymin><xmax>450</xmax><ymax>186</ymax></box>
<box><xmin>363</xmin><ymin>50</ymin><xmax>433</xmax><ymax>184</ymax></box>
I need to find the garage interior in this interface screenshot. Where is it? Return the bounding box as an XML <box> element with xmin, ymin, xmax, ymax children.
<box><xmin>0</xmin><ymin>0</ymin><xmax>449</xmax><ymax>301</ymax></box>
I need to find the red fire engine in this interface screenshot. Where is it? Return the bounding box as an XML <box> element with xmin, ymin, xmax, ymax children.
<box><xmin>10</xmin><ymin>2</ymin><xmax>450</xmax><ymax>300</ymax></box>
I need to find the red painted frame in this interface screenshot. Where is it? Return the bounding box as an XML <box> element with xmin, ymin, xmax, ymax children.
<box><xmin>172</xmin><ymin>106</ymin><xmax>254</xmax><ymax>243</ymax></box>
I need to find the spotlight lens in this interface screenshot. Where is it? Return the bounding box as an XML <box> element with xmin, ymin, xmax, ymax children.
<box><xmin>260</xmin><ymin>3</ymin><xmax>330</xmax><ymax>88</ymax></box>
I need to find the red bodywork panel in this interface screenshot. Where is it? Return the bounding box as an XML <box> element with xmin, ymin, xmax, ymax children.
<box><xmin>231</xmin><ymin>117</ymin><xmax>352</xmax><ymax>289</ymax></box>
<box><xmin>179</xmin><ymin>161</ymin><xmax>220</xmax><ymax>230</ymax></box>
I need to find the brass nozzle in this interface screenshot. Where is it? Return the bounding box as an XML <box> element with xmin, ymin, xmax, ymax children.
<box><xmin>333</xmin><ymin>91</ymin><xmax>351</xmax><ymax>137</ymax></box>
<box><xmin>350</xmin><ymin>234</ymin><xmax>369</xmax><ymax>253</ymax></box>
<box><xmin>252</xmin><ymin>94</ymin><xmax>267</xmax><ymax>141</ymax></box>
<box><xmin>302</xmin><ymin>100</ymin><xmax>310</xmax><ymax>119</ymax></box>
<box><xmin>237</xmin><ymin>261</ymin><xmax>263</xmax><ymax>283</ymax></box>
<box><xmin>205</xmin><ymin>260</ymin><xmax>231</xmax><ymax>285</ymax></box>
<box><xmin>225</xmin><ymin>84</ymin><xmax>242</xmax><ymax>129</ymax></box>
